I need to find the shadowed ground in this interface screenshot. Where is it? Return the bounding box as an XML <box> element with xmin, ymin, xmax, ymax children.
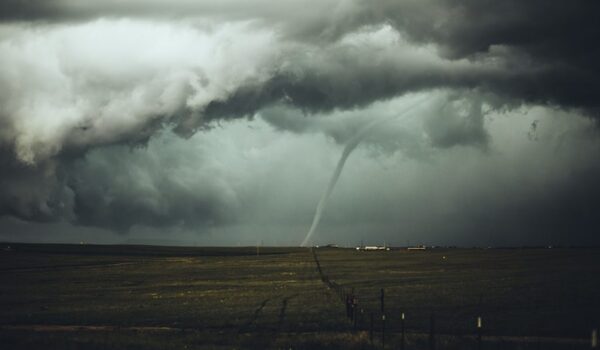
<box><xmin>0</xmin><ymin>243</ymin><xmax>599</xmax><ymax>349</ymax></box>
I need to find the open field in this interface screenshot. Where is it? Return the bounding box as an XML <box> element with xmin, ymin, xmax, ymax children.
<box><xmin>1</xmin><ymin>243</ymin><xmax>599</xmax><ymax>349</ymax></box>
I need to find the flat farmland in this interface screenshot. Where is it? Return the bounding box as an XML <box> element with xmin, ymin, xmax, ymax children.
<box><xmin>1</xmin><ymin>244</ymin><xmax>599</xmax><ymax>349</ymax></box>
<box><xmin>315</xmin><ymin>248</ymin><xmax>600</xmax><ymax>343</ymax></box>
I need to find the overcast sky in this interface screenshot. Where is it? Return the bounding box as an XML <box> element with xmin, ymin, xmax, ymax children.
<box><xmin>0</xmin><ymin>0</ymin><xmax>599</xmax><ymax>246</ymax></box>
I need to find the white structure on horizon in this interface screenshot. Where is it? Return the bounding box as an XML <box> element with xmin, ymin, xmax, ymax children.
<box><xmin>356</xmin><ymin>245</ymin><xmax>390</xmax><ymax>251</ymax></box>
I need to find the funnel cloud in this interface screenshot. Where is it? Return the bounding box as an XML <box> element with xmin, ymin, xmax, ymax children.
<box><xmin>301</xmin><ymin>96</ymin><xmax>428</xmax><ymax>246</ymax></box>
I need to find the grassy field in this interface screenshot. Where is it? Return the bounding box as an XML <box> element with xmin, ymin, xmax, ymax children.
<box><xmin>1</xmin><ymin>243</ymin><xmax>599</xmax><ymax>349</ymax></box>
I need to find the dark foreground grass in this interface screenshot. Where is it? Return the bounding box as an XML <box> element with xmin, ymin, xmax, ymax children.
<box><xmin>315</xmin><ymin>247</ymin><xmax>600</xmax><ymax>338</ymax></box>
<box><xmin>1</xmin><ymin>243</ymin><xmax>599</xmax><ymax>349</ymax></box>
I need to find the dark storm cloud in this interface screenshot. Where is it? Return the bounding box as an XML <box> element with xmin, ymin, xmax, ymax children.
<box><xmin>2</xmin><ymin>0</ymin><xmax>598</xmax><ymax>113</ymax></box>
<box><xmin>67</xmin><ymin>145</ymin><xmax>231</xmax><ymax>232</ymax></box>
<box><xmin>0</xmin><ymin>19</ymin><xmax>495</xmax><ymax>168</ymax></box>
<box><xmin>375</xmin><ymin>0</ymin><xmax>600</xmax><ymax>113</ymax></box>
<box><xmin>201</xmin><ymin>43</ymin><xmax>485</xmax><ymax>120</ymax></box>
<box><xmin>207</xmin><ymin>0</ymin><xmax>600</xmax><ymax>119</ymax></box>
<box><xmin>259</xmin><ymin>91</ymin><xmax>489</xmax><ymax>153</ymax></box>
<box><xmin>0</xmin><ymin>146</ymin><xmax>71</xmax><ymax>222</ymax></box>
<box><xmin>434</xmin><ymin>135</ymin><xmax>600</xmax><ymax>246</ymax></box>
<box><xmin>0</xmin><ymin>0</ymin><xmax>599</xmax><ymax>243</ymax></box>
<box><xmin>423</xmin><ymin>93</ymin><xmax>488</xmax><ymax>149</ymax></box>
<box><xmin>0</xmin><ymin>1</ymin><xmax>597</xmax><ymax>163</ymax></box>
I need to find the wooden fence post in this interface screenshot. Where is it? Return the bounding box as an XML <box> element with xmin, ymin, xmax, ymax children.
<box><xmin>477</xmin><ymin>316</ymin><xmax>482</xmax><ymax>350</ymax></box>
<box><xmin>360</xmin><ymin>308</ymin><xmax>364</xmax><ymax>330</ymax></box>
<box><xmin>370</xmin><ymin>313</ymin><xmax>374</xmax><ymax>345</ymax></box>
<box><xmin>401</xmin><ymin>312</ymin><xmax>405</xmax><ymax>350</ymax></box>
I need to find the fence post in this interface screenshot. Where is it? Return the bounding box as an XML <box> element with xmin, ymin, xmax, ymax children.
<box><xmin>360</xmin><ymin>308</ymin><xmax>364</xmax><ymax>330</ymax></box>
<box><xmin>370</xmin><ymin>313</ymin><xmax>374</xmax><ymax>345</ymax></box>
<box><xmin>429</xmin><ymin>312</ymin><xmax>435</xmax><ymax>350</ymax></box>
<box><xmin>401</xmin><ymin>312</ymin><xmax>405</xmax><ymax>350</ymax></box>
<box><xmin>381</xmin><ymin>288</ymin><xmax>385</xmax><ymax>348</ymax></box>
<box><xmin>477</xmin><ymin>316</ymin><xmax>482</xmax><ymax>350</ymax></box>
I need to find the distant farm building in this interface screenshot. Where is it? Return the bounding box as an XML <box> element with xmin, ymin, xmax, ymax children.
<box><xmin>356</xmin><ymin>245</ymin><xmax>390</xmax><ymax>251</ymax></box>
<box><xmin>314</xmin><ymin>244</ymin><xmax>339</xmax><ymax>248</ymax></box>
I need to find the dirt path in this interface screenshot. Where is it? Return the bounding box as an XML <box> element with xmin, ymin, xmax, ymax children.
<box><xmin>0</xmin><ymin>261</ymin><xmax>142</xmax><ymax>273</ymax></box>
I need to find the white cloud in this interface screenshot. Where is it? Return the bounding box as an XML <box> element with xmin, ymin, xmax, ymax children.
<box><xmin>0</xmin><ymin>19</ymin><xmax>278</xmax><ymax>163</ymax></box>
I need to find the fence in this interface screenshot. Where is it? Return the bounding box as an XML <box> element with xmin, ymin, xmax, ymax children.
<box><xmin>311</xmin><ymin>248</ymin><xmax>598</xmax><ymax>349</ymax></box>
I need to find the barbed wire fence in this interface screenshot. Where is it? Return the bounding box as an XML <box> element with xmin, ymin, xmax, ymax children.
<box><xmin>310</xmin><ymin>247</ymin><xmax>598</xmax><ymax>350</ymax></box>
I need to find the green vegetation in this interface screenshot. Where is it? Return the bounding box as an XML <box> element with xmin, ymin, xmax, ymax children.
<box><xmin>1</xmin><ymin>244</ymin><xmax>599</xmax><ymax>349</ymax></box>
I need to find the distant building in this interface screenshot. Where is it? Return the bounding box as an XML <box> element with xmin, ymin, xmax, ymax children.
<box><xmin>356</xmin><ymin>245</ymin><xmax>390</xmax><ymax>251</ymax></box>
<box><xmin>314</xmin><ymin>244</ymin><xmax>339</xmax><ymax>248</ymax></box>
<box><xmin>407</xmin><ymin>245</ymin><xmax>426</xmax><ymax>251</ymax></box>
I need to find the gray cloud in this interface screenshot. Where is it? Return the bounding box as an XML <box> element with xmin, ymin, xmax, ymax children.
<box><xmin>0</xmin><ymin>102</ymin><xmax>599</xmax><ymax>245</ymax></box>
<box><xmin>423</xmin><ymin>93</ymin><xmax>489</xmax><ymax>149</ymax></box>
<box><xmin>0</xmin><ymin>1</ymin><xmax>599</xmax><ymax>245</ymax></box>
<box><xmin>2</xmin><ymin>1</ymin><xmax>598</xmax><ymax>112</ymax></box>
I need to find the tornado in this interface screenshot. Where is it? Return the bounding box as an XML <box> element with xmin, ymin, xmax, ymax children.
<box><xmin>300</xmin><ymin>97</ymin><xmax>428</xmax><ymax>247</ymax></box>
